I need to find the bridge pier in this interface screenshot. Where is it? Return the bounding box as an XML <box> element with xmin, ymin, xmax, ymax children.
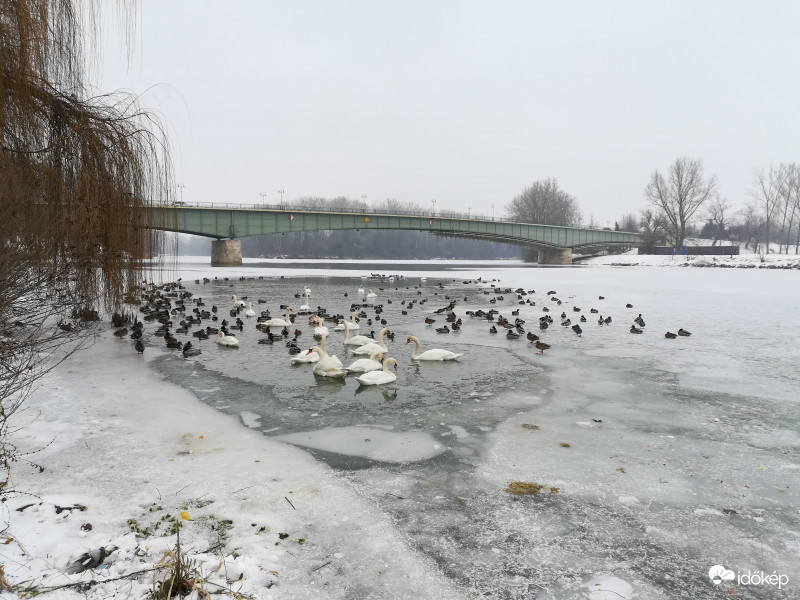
<box><xmin>211</xmin><ymin>239</ymin><xmax>242</xmax><ymax>266</ymax></box>
<box><xmin>538</xmin><ymin>248</ymin><xmax>573</xmax><ymax>265</ymax></box>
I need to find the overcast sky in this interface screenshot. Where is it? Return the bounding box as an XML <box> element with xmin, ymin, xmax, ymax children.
<box><xmin>98</xmin><ymin>1</ymin><xmax>800</xmax><ymax>225</ymax></box>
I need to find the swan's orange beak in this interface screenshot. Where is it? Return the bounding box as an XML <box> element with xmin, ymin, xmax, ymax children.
<box><xmin>394</xmin><ymin>363</ymin><xmax>397</xmax><ymax>371</ymax></box>
<box><xmin>306</xmin><ymin>348</ymin><xmax>313</xmax><ymax>355</ymax></box>
<box><xmin>406</xmin><ymin>339</ymin><xmax>410</xmax><ymax>344</ymax></box>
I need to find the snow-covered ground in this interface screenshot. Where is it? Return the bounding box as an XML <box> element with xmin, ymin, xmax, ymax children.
<box><xmin>3</xmin><ymin>257</ymin><xmax>799</xmax><ymax>599</ymax></box>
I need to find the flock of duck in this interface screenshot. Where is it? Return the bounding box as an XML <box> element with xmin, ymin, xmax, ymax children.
<box><xmin>109</xmin><ymin>275</ymin><xmax>692</xmax><ymax>388</ymax></box>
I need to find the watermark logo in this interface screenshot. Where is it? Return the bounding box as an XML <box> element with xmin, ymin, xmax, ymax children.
<box><xmin>709</xmin><ymin>565</ymin><xmax>789</xmax><ymax>590</ymax></box>
<box><xmin>708</xmin><ymin>565</ymin><xmax>735</xmax><ymax>585</ymax></box>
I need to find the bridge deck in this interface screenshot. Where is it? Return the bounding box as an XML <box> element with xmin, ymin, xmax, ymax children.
<box><xmin>145</xmin><ymin>202</ymin><xmax>642</xmax><ymax>250</ymax></box>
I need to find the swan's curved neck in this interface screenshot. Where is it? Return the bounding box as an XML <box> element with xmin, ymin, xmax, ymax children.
<box><xmin>285</xmin><ymin>307</ymin><xmax>291</xmax><ymax>321</ymax></box>
<box><xmin>409</xmin><ymin>337</ymin><xmax>420</xmax><ymax>357</ymax></box>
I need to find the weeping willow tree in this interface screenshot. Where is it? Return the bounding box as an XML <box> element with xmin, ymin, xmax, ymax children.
<box><xmin>1</xmin><ymin>0</ymin><xmax>172</xmax><ymax>495</ymax></box>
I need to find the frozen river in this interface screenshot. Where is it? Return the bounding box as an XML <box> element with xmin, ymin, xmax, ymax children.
<box><xmin>148</xmin><ymin>258</ymin><xmax>799</xmax><ymax>599</ymax></box>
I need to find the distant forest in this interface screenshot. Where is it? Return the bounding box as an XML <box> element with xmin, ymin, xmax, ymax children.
<box><xmin>176</xmin><ymin>196</ymin><xmax>520</xmax><ymax>259</ymax></box>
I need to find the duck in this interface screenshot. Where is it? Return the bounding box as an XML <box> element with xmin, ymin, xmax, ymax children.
<box><xmin>344</xmin><ymin>350</ymin><xmax>385</xmax><ymax>373</ymax></box>
<box><xmin>309</xmin><ymin>345</ymin><xmax>346</xmax><ymax>377</ymax></box>
<box><xmin>534</xmin><ymin>340</ymin><xmax>551</xmax><ymax>354</ymax></box>
<box><xmin>216</xmin><ymin>330</ymin><xmax>240</xmax><ymax>347</ymax></box>
<box><xmin>630</xmin><ymin>325</ymin><xmax>643</xmax><ymax>334</ymax></box>
<box><xmin>435</xmin><ymin>325</ymin><xmax>450</xmax><ymax>334</ymax></box>
<box><xmin>334</xmin><ymin>310</ymin><xmax>360</xmax><ymax>331</ymax></box>
<box><xmin>135</xmin><ymin>339</ymin><xmax>145</xmax><ymax>354</ymax></box>
<box><xmin>341</xmin><ymin>320</ymin><xmax>373</xmax><ymax>346</ymax></box>
<box><xmin>263</xmin><ymin>306</ymin><xmax>292</xmax><ymax>329</ymax></box>
<box><xmin>678</xmin><ymin>328</ymin><xmax>692</xmax><ymax>336</ymax></box>
<box><xmin>424</xmin><ymin>317</ymin><xmax>436</xmax><ymax>325</ymax></box>
<box><xmin>634</xmin><ymin>314</ymin><xmax>646</xmax><ymax>327</ymax></box>
<box><xmin>526</xmin><ymin>332</ymin><xmax>539</xmax><ymax>342</ymax></box>
<box><xmin>406</xmin><ymin>335</ymin><xmax>463</xmax><ymax>361</ymax></box>
<box><xmin>352</xmin><ymin>327</ymin><xmax>390</xmax><ymax>355</ymax></box>
<box><xmin>572</xmin><ymin>324</ymin><xmax>583</xmax><ymax>336</ymax></box>
<box><xmin>244</xmin><ymin>302</ymin><xmax>257</xmax><ymax>318</ymax></box>
<box><xmin>113</xmin><ymin>328</ymin><xmax>128</xmax><ymax>338</ymax></box>
<box><xmin>356</xmin><ymin>358</ymin><xmax>398</xmax><ymax>386</ymax></box>
<box><xmin>489</xmin><ymin>325</ymin><xmax>498</xmax><ymax>334</ymax></box>
<box><xmin>182</xmin><ymin>341</ymin><xmax>201</xmax><ymax>357</ymax></box>
<box><xmin>665</xmin><ymin>331</ymin><xmax>677</xmax><ymax>339</ymax></box>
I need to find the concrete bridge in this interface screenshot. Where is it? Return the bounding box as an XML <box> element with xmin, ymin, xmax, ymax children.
<box><xmin>144</xmin><ymin>202</ymin><xmax>644</xmax><ymax>265</ymax></box>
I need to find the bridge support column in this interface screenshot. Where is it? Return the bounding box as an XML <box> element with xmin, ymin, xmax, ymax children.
<box><xmin>538</xmin><ymin>248</ymin><xmax>573</xmax><ymax>265</ymax></box>
<box><xmin>211</xmin><ymin>239</ymin><xmax>242</xmax><ymax>266</ymax></box>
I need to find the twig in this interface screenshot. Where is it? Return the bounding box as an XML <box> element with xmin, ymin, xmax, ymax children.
<box><xmin>311</xmin><ymin>561</ymin><xmax>332</xmax><ymax>572</ymax></box>
<box><xmin>284</xmin><ymin>496</ymin><xmax>296</xmax><ymax>510</ymax></box>
<box><xmin>30</xmin><ymin>566</ymin><xmax>165</xmax><ymax>594</ymax></box>
<box><xmin>230</xmin><ymin>486</ymin><xmax>253</xmax><ymax>495</ymax></box>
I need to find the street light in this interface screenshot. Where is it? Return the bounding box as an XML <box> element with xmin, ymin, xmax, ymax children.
<box><xmin>278</xmin><ymin>188</ymin><xmax>285</xmax><ymax>203</ymax></box>
<box><xmin>491</xmin><ymin>204</ymin><xmax>494</xmax><ymax>220</ymax></box>
<box><xmin>467</xmin><ymin>207</ymin><xmax>471</xmax><ymax>218</ymax></box>
<box><xmin>432</xmin><ymin>199</ymin><xmax>437</xmax><ymax>215</ymax></box>
<box><xmin>177</xmin><ymin>183</ymin><xmax>186</xmax><ymax>204</ymax></box>
<box><xmin>260</xmin><ymin>192</ymin><xmax>266</xmax><ymax>204</ymax></box>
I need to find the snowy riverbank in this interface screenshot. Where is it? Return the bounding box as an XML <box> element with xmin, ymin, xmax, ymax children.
<box><xmin>3</xmin><ymin>336</ymin><xmax>463</xmax><ymax>599</ymax></box>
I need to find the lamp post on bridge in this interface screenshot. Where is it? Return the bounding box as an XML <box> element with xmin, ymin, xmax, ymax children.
<box><xmin>491</xmin><ymin>204</ymin><xmax>494</xmax><ymax>220</ymax></box>
<box><xmin>177</xmin><ymin>183</ymin><xmax>186</xmax><ymax>204</ymax></box>
<box><xmin>467</xmin><ymin>207</ymin><xmax>471</xmax><ymax>218</ymax></box>
<box><xmin>278</xmin><ymin>188</ymin><xmax>285</xmax><ymax>204</ymax></box>
<box><xmin>432</xmin><ymin>199</ymin><xmax>436</xmax><ymax>215</ymax></box>
<box><xmin>260</xmin><ymin>192</ymin><xmax>266</xmax><ymax>205</ymax></box>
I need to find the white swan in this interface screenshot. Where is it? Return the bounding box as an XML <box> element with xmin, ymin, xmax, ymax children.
<box><xmin>263</xmin><ymin>307</ymin><xmax>292</xmax><ymax>328</ymax></box>
<box><xmin>299</xmin><ymin>291</ymin><xmax>311</xmax><ymax>313</ymax></box>
<box><xmin>356</xmin><ymin>358</ymin><xmax>397</xmax><ymax>386</ymax></box>
<box><xmin>231</xmin><ymin>294</ymin><xmax>246</xmax><ymax>308</ymax></box>
<box><xmin>303</xmin><ymin>285</ymin><xmax>311</xmax><ymax>296</ymax></box>
<box><xmin>406</xmin><ymin>335</ymin><xmax>463</xmax><ymax>361</ymax></box>
<box><xmin>344</xmin><ymin>351</ymin><xmax>384</xmax><ymax>374</ymax></box>
<box><xmin>358</xmin><ymin>285</ymin><xmax>366</xmax><ymax>296</ymax></box>
<box><xmin>334</xmin><ymin>310</ymin><xmax>360</xmax><ymax>331</ymax></box>
<box><xmin>292</xmin><ymin>332</ymin><xmax>326</xmax><ymax>364</ymax></box>
<box><xmin>353</xmin><ymin>327</ymin><xmax>389</xmax><ymax>355</ymax></box>
<box><xmin>313</xmin><ymin>325</ymin><xmax>329</xmax><ymax>339</ymax></box>
<box><xmin>309</xmin><ymin>344</ymin><xmax>346</xmax><ymax>377</ymax></box>
<box><xmin>366</xmin><ymin>289</ymin><xmax>377</xmax><ymax>301</ymax></box>
<box><xmin>216</xmin><ymin>331</ymin><xmax>239</xmax><ymax>347</ymax></box>
<box><xmin>341</xmin><ymin>320</ymin><xmax>372</xmax><ymax>346</ymax></box>
<box><xmin>244</xmin><ymin>302</ymin><xmax>256</xmax><ymax>318</ymax></box>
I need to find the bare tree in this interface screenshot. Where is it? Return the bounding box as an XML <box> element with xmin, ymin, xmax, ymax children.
<box><xmin>705</xmin><ymin>197</ymin><xmax>734</xmax><ymax>246</ymax></box>
<box><xmin>638</xmin><ymin>208</ymin><xmax>666</xmax><ymax>245</ymax></box>
<box><xmin>775</xmin><ymin>163</ymin><xmax>799</xmax><ymax>254</ymax></box>
<box><xmin>506</xmin><ymin>179</ymin><xmax>582</xmax><ymax>226</ymax></box>
<box><xmin>618</xmin><ymin>213</ymin><xmax>639</xmax><ymax>233</ymax></box>
<box><xmin>644</xmin><ymin>157</ymin><xmax>718</xmax><ymax>250</ymax></box>
<box><xmin>1</xmin><ymin>1</ymin><xmax>171</xmax><ymax>493</ymax></box>
<box><xmin>736</xmin><ymin>203</ymin><xmax>765</xmax><ymax>253</ymax></box>
<box><xmin>749</xmin><ymin>166</ymin><xmax>783</xmax><ymax>254</ymax></box>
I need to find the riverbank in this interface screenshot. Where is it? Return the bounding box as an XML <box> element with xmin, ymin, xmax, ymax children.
<box><xmin>2</xmin><ymin>334</ymin><xmax>462</xmax><ymax>599</ymax></box>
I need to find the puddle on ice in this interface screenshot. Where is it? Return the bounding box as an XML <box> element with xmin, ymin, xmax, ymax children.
<box><xmin>275</xmin><ymin>426</ymin><xmax>446</xmax><ymax>463</ymax></box>
<box><xmin>150</xmin><ymin>265</ymin><xmax>800</xmax><ymax>600</ymax></box>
